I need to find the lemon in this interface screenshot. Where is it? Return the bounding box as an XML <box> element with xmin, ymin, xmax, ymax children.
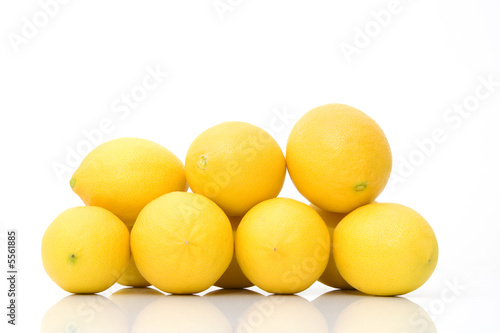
<box><xmin>214</xmin><ymin>216</ymin><xmax>253</xmax><ymax>289</ymax></box>
<box><xmin>185</xmin><ymin>121</ymin><xmax>286</xmax><ymax>216</ymax></box>
<box><xmin>131</xmin><ymin>191</ymin><xmax>233</xmax><ymax>294</ymax></box>
<box><xmin>310</xmin><ymin>205</ymin><xmax>353</xmax><ymax>290</ymax></box>
<box><xmin>117</xmin><ymin>226</ymin><xmax>150</xmax><ymax>287</ymax></box>
<box><xmin>117</xmin><ymin>255</ymin><xmax>151</xmax><ymax>287</ymax></box>
<box><xmin>286</xmin><ymin>104</ymin><xmax>392</xmax><ymax>213</ymax></box>
<box><xmin>236</xmin><ymin>198</ymin><xmax>330</xmax><ymax>294</ymax></box>
<box><xmin>71</xmin><ymin>137</ymin><xmax>187</xmax><ymax>228</ymax></box>
<box><xmin>41</xmin><ymin>206</ymin><xmax>130</xmax><ymax>294</ymax></box>
<box><xmin>334</xmin><ymin>203</ymin><xmax>439</xmax><ymax>296</ymax></box>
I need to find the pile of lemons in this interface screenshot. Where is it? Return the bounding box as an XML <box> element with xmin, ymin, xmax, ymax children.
<box><xmin>42</xmin><ymin>103</ymin><xmax>438</xmax><ymax>296</ymax></box>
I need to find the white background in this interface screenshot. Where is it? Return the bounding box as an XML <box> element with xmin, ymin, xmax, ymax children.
<box><xmin>1</xmin><ymin>0</ymin><xmax>499</xmax><ymax>332</ymax></box>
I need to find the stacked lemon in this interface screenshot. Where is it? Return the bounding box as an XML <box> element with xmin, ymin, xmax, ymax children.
<box><xmin>42</xmin><ymin>103</ymin><xmax>438</xmax><ymax>296</ymax></box>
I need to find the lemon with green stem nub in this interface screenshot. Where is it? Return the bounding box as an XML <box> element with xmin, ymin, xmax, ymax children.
<box><xmin>42</xmin><ymin>206</ymin><xmax>130</xmax><ymax>294</ymax></box>
<box><xmin>70</xmin><ymin>137</ymin><xmax>187</xmax><ymax>229</ymax></box>
<box><xmin>286</xmin><ymin>103</ymin><xmax>392</xmax><ymax>213</ymax></box>
<box><xmin>334</xmin><ymin>203</ymin><xmax>438</xmax><ymax>296</ymax></box>
<box><xmin>185</xmin><ymin>121</ymin><xmax>286</xmax><ymax>216</ymax></box>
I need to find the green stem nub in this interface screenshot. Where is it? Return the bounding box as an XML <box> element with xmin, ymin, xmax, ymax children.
<box><xmin>68</xmin><ymin>254</ymin><xmax>76</xmax><ymax>264</ymax></box>
<box><xmin>197</xmin><ymin>155</ymin><xmax>208</xmax><ymax>170</ymax></box>
<box><xmin>354</xmin><ymin>182</ymin><xmax>368</xmax><ymax>192</ymax></box>
<box><xmin>69</xmin><ymin>178</ymin><xmax>76</xmax><ymax>188</ymax></box>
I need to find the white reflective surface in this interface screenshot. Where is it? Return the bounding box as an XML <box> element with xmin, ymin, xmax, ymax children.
<box><xmin>41</xmin><ymin>286</ymin><xmax>441</xmax><ymax>333</ymax></box>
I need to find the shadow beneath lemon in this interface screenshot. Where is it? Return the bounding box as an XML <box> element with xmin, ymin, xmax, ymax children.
<box><xmin>313</xmin><ymin>290</ymin><xmax>437</xmax><ymax>333</ymax></box>
<box><xmin>41</xmin><ymin>294</ymin><xmax>128</xmax><ymax>333</ymax></box>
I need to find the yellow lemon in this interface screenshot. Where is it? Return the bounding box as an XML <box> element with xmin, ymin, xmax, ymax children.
<box><xmin>71</xmin><ymin>137</ymin><xmax>187</xmax><ymax>228</ymax></box>
<box><xmin>41</xmin><ymin>206</ymin><xmax>130</xmax><ymax>293</ymax></box>
<box><xmin>185</xmin><ymin>121</ymin><xmax>286</xmax><ymax>216</ymax></box>
<box><xmin>117</xmin><ymin>225</ymin><xmax>151</xmax><ymax>287</ymax></box>
<box><xmin>214</xmin><ymin>216</ymin><xmax>253</xmax><ymax>289</ymax></box>
<box><xmin>310</xmin><ymin>205</ymin><xmax>353</xmax><ymax>290</ymax></box>
<box><xmin>334</xmin><ymin>203</ymin><xmax>439</xmax><ymax>296</ymax></box>
<box><xmin>286</xmin><ymin>104</ymin><xmax>392</xmax><ymax>213</ymax></box>
<box><xmin>236</xmin><ymin>198</ymin><xmax>330</xmax><ymax>294</ymax></box>
<box><xmin>131</xmin><ymin>191</ymin><xmax>233</xmax><ymax>294</ymax></box>
<box><xmin>117</xmin><ymin>255</ymin><xmax>151</xmax><ymax>287</ymax></box>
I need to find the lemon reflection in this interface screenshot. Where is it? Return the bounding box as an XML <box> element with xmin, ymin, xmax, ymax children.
<box><xmin>41</xmin><ymin>294</ymin><xmax>128</xmax><ymax>333</ymax></box>
<box><xmin>205</xmin><ymin>288</ymin><xmax>266</xmax><ymax>330</ymax></box>
<box><xmin>237</xmin><ymin>294</ymin><xmax>328</xmax><ymax>333</ymax></box>
<box><xmin>42</xmin><ymin>288</ymin><xmax>437</xmax><ymax>333</ymax></box>
<box><xmin>313</xmin><ymin>290</ymin><xmax>437</xmax><ymax>333</ymax></box>
<box><xmin>109</xmin><ymin>287</ymin><xmax>164</xmax><ymax>329</ymax></box>
<box><xmin>131</xmin><ymin>294</ymin><xmax>232</xmax><ymax>333</ymax></box>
